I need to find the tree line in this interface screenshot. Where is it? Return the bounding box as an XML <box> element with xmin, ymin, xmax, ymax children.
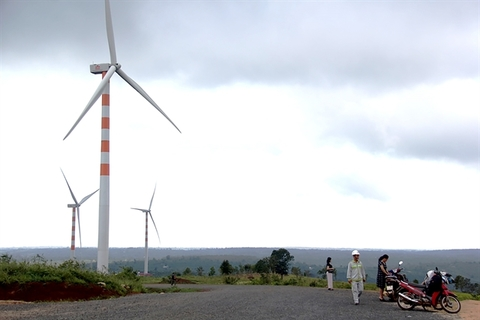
<box><xmin>174</xmin><ymin>248</ymin><xmax>295</xmax><ymax>279</ymax></box>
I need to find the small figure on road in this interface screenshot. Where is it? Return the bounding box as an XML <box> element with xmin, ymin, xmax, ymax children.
<box><xmin>376</xmin><ymin>254</ymin><xmax>389</xmax><ymax>301</ymax></box>
<box><xmin>326</xmin><ymin>257</ymin><xmax>335</xmax><ymax>290</ymax></box>
<box><xmin>347</xmin><ymin>250</ymin><xmax>366</xmax><ymax>305</ymax></box>
<box><xmin>170</xmin><ymin>272</ymin><xmax>177</xmax><ymax>286</ymax></box>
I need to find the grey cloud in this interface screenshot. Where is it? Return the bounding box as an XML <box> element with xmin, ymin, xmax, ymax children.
<box><xmin>131</xmin><ymin>1</ymin><xmax>477</xmax><ymax>89</ymax></box>
<box><xmin>313</xmin><ymin>105</ymin><xmax>479</xmax><ymax>165</ymax></box>
<box><xmin>393</xmin><ymin>120</ymin><xmax>479</xmax><ymax>164</ymax></box>
<box><xmin>1</xmin><ymin>1</ymin><xmax>477</xmax><ymax>89</ymax></box>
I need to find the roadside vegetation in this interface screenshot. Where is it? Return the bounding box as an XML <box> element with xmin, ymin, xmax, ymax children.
<box><xmin>1</xmin><ymin>251</ymin><xmax>479</xmax><ymax>302</ymax></box>
<box><xmin>0</xmin><ymin>254</ymin><xmax>145</xmax><ymax>296</ymax></box>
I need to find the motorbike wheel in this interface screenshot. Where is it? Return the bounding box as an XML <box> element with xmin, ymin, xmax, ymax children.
<box><xmin>397</xmin><ymin>290</ymin><xmax>416</xmax><ymax>310</ymax></box>
<box><xmin>433</xmin><ymin>299</ymin><xmax>443</xmax><ymax>310</ymax></box>
<box><xmin>440</xmin><ymin>295</ymin><xmax>461</xmax><ymax>314</ymax></box>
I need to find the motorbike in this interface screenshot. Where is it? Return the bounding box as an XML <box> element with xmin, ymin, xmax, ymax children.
<box><xmin>384</xmin><ymin>261</ymin><xmax>408</xmax><ymax>301</ymax></box>
<box><xmin>396</xmin><ymin>267</ymin><xmax>461</xmax><ymax>314</ymax></box>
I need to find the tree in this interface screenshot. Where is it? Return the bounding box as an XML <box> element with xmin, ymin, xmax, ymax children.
<box><xmin>196</xmin><ymin>266</ymin><xmax>204</xmax><ymax>276</ymax></box>
<box><xmin>454</xmin><ymin>275</ymin><xmax>480</xmax><ymax>295</ymax></box>
<box><xmin>317</xmin><ymin>267</ymin><xmax>327</xmax><ymax>279</ymax></box>
<box><xmin>303</xmin><ymin>267</ymin><xmax>312</xmax><ymax>277</ymax></box>
<box><xmin>291</xmin><ymin>266</ymin><xmax>301</xmax><ymax>277</ymax></box>
<box><xmin>183</xmin><ymin>267</ymin><xmax>192</xmax><ymax>276</ymax></box>
<box><xmin>220</xmin><ymin>260</ymin><xmax>233</xmax><ymax>275</ymax></box>
<box><xmin>270</xmin><ymin>248</ymin><xmax>294</xmax><ymax>279</ymax></box>
<box><xmin>254</xmin><ymin>257</ymin><xmax>271</xmax><ymax>274</ymax></box>
<box><xmin>208</xmin><ymin>266</ymin><xmax>216</xmax><ymax>276</ymax></box>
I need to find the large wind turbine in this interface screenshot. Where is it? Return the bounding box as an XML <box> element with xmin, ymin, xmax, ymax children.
<box><xmin>131</xmin><ymin>185</ymin><xmax>161</xmax><ymax>275</ymax></box>
<box><xmin>61</xmin><ymin>169</ymin><xmax>99</xmax><ymax>260</ymax></box>
<box><xmin>63</xmin><ymin>0</ymin><xmax>180</xmax><ymax>272</ymax></box>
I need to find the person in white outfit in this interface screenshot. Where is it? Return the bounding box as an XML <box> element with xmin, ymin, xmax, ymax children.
<box><xmin>347</xmin><ymin>250</ymin><xmax>366</xmax><ymax>305</ymax></box>
<box><xmin>326</xmin><ymin>257</ymin><xmax>335</xmax><ymax>290</ymax></box>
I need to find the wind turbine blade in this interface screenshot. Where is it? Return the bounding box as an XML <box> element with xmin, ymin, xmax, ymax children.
<box><xmin>79</xmin><ymin>189</ymin><xmax>99</xmax><ymax>205</ymax></box>
<box><xmin>60</xmin><ymin>169</ymin><xmax>78</xmax><ymax>205</ymax></box>
<box><xmin>105</xmin><ymin>0</ymin><xmax>117</xmax><ymax>64</ymax></box>
<box><xmin>63</xmin><ymin>65</ymin><xmax>117</xmax><ymax>140</ymax></box>
<box><xmin>149</xmin><ymin>184</ymin><xmax>157</xmax><ymax>211</ymax></box>
<box><xmin>149</xmin><ymin>212</ymin><xmax>161</xmax><ymax>245</ymax></box>
<box><xmin>116</xmin><ymin>68</ymin><xmax>181</xmax><ymax>133</ymax></box>
<box><xmin>131</xmin><ymin>207</ymin><xmax>147</xmax><ymax>213</ymax></box>
<box><xmin>77</xmin><ymin>207</ymin><xmax>82</xmax><ymax>248</ymax></box>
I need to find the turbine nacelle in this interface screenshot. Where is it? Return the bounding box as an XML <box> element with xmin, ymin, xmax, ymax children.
<box><xmin>90</xmin><ymin>63</ymin><xmax>121</xmax><ymax>74</ymax></box>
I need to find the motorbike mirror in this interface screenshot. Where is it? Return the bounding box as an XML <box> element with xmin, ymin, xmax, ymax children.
<box><xmin>398</xmin><ymin>261</ymin><xmax>403</xmax><ymax>266</ymax></box>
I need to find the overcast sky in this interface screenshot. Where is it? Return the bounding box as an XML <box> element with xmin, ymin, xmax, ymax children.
<box><xmin>0</xmin><ymin>0</ymin><xmax>478</xmax><ymax>252</ymax></box>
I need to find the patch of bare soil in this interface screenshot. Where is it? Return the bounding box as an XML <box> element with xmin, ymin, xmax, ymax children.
<box><xmin>0</xmin><ymin>282</ymin><xmax>121</xmax><ymax>302</ymax></box>
<box><xmin>459</xmin><ymin>300</ymin><xmax>480</xmax><ymax>320</ymax></box>
<box><xmin>0</xmin><ymin>278</ymin><xmax>196</xmax><ymax>303</ymax></box>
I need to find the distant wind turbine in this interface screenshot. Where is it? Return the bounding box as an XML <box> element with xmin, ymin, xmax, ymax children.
<box><xmin>61</xmin><ymin>169</ymin><xmax>99</xmax><ymax>260</ymax></box>
<box><xmin>63</xmin><ymin>0</ymin><xmax>180</xmax><ymax>272</ymax></box>
<box><xmin>131</xmin><ymin>185</ymin><xmax>161</xmax><ymax>275</ymax></box>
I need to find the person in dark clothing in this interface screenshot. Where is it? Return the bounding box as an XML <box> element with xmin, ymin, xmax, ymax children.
<box><xmin>376</xmin><ymin>254</ymin><xmax>389</xmax><ymax>301</ymax></box>
<box><xmin>326</xmin><ymin>257</ymin><xmax>335</xmax><ymax>290</ymax></box>
<box><xmin>426</xmin><ymin>271</ymin><xmax>442</xmax><ymax>296</ymax></box>
<box><xmin>170</xmin><ymin>272</ymin><xmax>177</xmax><ymax>286</ymax></box>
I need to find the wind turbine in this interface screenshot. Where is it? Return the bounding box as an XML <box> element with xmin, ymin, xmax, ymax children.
<box><xmin>63</xmin><ymin>0</ymin><xmax>181</xmax><ymax>272</ymax></box>
<box><xmin>61</xmin><ymin>169</ymin><xmax>99</xmax><ymax>260</ymax></box>
<box><xmin>131</xmin><ymin>184</ymin><xmax>161</xmax><ymax>275</ymax></box>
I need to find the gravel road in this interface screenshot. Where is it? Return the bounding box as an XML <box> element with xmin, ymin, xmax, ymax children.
<box><xmin>0</xmin><ymin>284</ymin><xmax>462</xmax><ymax>320</ymax></box>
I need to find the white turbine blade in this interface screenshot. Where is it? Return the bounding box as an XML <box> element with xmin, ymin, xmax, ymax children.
<box><xmin>149</xmin><ymin>212</ymin><xmax>161</xmax><ymax>245</ymax></box>
<box><xmin>149</xmin><ymin>184</ymin><xmax>157</xmax><ymax>211</ymax></box>
<box><xmin>131</xmin><ymin>207</ymin><xmax>148</xmax><ymax>213</ymax></box>
<box><xmin>79</xmin><ymin>189</ymin><xmax>99</xmax><ymax>206</ymax></box>
<box><xmin>60</xmin><ymin>169</ymin><xmax>78</xmax><ymax>205</ymax></box>
<box><xmin>77</xmin><ymin>207</ymin><xmax>82</xmax><ymax>248</ymax></box>
<box><xmin>116</xmin><ymin>68</ymin><xmax>181</xmax><ymax>133</ymax></box>
<box><xmin>105</xmin><ymin>0</ymin><xmax>117</xmax><ymax>64</ymax></box>
<box><xmin>63</xmin><ymin>65</ymin><xmax>117</xmax><ymax>140</ymax></box>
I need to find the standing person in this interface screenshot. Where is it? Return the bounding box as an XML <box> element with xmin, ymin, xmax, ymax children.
<box><xmin>376</xmin><ymin>254</ymin><xmax>389</xmax><ymax>301</ymax></box>
<box><xmin>347</xmin><ymin>250</ymin><xmax>366</xmax><ymax>305</ymax></box>
<box><xmin>326</xmin><ymin>257</ymin><xmax>335</xmax><ymax>290</ymax></box>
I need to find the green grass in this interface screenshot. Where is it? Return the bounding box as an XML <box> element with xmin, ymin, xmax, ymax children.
<box><xmin>454</xmin><ymin>291</ymin><xmax>480</xmax><ymax>301</ymax></box>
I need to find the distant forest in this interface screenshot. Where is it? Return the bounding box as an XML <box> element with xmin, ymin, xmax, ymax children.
<box><xmin>2</xmin><ymin>247</ymin><xmax>479</xmax><ymax>284</ymax></box>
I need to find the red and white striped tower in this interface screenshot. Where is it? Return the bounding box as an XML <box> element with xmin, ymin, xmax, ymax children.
<box><xmin>97</xmin><ymin>70</ymin><xmax>110</xmax><ymax>273</ymax></box>
<box><xmin>70</xmin><ymin>207</ymin><xmax>76</xmax><ymax>259</ymax></box>
<box><xmin>144</xmin><ymin>212</ymin><xmax>149</xmax><ymax>274</ymax></box>
<box><xmin>61</xmin><ymin>169</ymin><xmax>97</xmax><ymax>262</ymax></box>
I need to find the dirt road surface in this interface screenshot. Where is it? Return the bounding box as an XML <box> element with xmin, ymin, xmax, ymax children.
<box><xmin>0</xmin><ymin>284</ymin><xmax>473</xmax><ymax>320</ymax></box>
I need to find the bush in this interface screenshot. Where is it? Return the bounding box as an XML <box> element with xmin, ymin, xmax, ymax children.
<box><xmin>115</xmin><ymin>266</ymin><xmax>140</xmax><ymax>282</ymax></box>
<box><xmin>250</xmin><ymin>273</ymin><xmax>271</xmax><ymax>285</ymax></box>
<box><xmin>223</xmin><ymin>276</ymin><xmax>239</xmax><ymax>284</ymax></box>
<box><xmin>284</xmin><ymin>278</ymin><xmax>299</xmax><ymax>286</ymax></box>
<box><xmin>309</xmin><ymin>280</ymin><xmax>321</xmax><ymax>287</ymax></box>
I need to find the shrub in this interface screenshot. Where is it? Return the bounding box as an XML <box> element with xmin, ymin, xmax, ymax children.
<box><xmin>223</xmin><ymin>276</ymin><xmax>239</xmax><ymax>284</ymax></box>
<box><xmin>309</xmin><ymin>280</ymin><xmax>320</xmax><ymax>287</ymax></box>
<box><xmin>284</xmin><ymin>278</ymin><xmax>299</xmax><ymax>286</ymax></box>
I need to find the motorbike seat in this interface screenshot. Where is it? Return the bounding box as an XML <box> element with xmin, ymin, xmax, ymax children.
<box><xmin>409</xmin><ymin>282</ymin><xmax>426</xmax><ymax>289</ymax></box>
